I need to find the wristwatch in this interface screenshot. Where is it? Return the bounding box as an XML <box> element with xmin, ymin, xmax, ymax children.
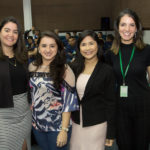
<box><xmin>61</xmin><ymin>127</ymin><xmax>69</xmax><ymax>132</ymax></box>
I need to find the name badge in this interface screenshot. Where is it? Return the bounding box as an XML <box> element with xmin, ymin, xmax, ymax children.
<box><xmin>120</xmin><ymin>85</ymin><xmax>128</xmax><ymax>97</ymax></box>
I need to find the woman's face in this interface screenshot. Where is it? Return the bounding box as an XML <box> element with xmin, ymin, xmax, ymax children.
<box><xmin>39</xmin><ymin>36</ymin><xmax>58</xmax><ymax>64</ymax></box>
<box><xmin>80</xmin><ymin>36</ymin><xmax>98</xmax><ymax>61</ymax></box>
<box><xmin>119</xmin><ymin>14</ymin><xmax>137</xmax><ymax>44</ymax></box>
<box><xmin>0</xmin><ymin>22</ymin><xmax>18</xmax><ymax>48</ymax></box>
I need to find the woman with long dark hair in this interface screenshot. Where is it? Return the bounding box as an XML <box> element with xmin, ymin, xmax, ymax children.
<box><xmin>70</xmin><ymin>30</ymin><xmax>116</xmax><ymax>150</ymax></box>
<box><xmin>0</xmin><ymin>16</ymin><xmax>31</xmax><ymax>150</ymax></box>
<box><xmin>29</xmin><ymin>31</ymin><xmax>78</xmax><ymax>150</ymax></box>
<box><xmin>105</xmin><ymin>8</ymin><xmax>150</xmax><ymax>150</ymax></box>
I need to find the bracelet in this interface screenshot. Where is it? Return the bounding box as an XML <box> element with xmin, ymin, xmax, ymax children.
<box><xmin>61</xmin><ymin>127</ymin><xmax>69</xmax><ymax>132</ymax></box>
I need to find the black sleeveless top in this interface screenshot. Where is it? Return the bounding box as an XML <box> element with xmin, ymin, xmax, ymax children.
<box><xmin>9</xmin><ymin>57</ymin><xmax>28</xmax><ymax>95</ymax></box>
<box><xmin>0</xmin><ymin>57</ymin><xmax>28</xmax><ymax>108</ymax></box>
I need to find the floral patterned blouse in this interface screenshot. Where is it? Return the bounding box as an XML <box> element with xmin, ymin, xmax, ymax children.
<box><xmin>29</xmin><ymin>72</ymin><xmax>79</xmax><ymax>132</ymax></box>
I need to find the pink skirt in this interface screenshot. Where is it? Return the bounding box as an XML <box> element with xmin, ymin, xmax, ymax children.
<box><xmin>70</xmin><ymin>107</ymin><xmax>107</xmax><ymax>150</ymax></box>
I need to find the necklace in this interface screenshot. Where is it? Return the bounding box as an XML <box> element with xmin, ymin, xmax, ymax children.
<box><xmin>39</xmin><ymin>65</ymin><xmax>49</xmax><ymax>72</ymax></box>
<box><xmin>8</xmin><ymin>58</ymin><xmax>17</xmax><ymax>67</ymax></box>
<box><xmin>40</xmin><ymin>65</ymin><xmax>49</xmax><ymax>68</ymax></box>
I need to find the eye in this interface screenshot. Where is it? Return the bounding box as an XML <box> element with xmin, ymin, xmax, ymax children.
<box><xmin>120</xmin><ymin>23</ymin><xmax>126</xmax><ymax>27</ymax></box>
<box><xmin>41</xmin><ymin>44</ymin><xmax>47</xmax><ymax>47</ymax></box>
<box><xmin>89</xmin><ymin>42</ymin><xmax>94</xmax><ymax>45</ymax></box>
<box><xmin>50</xmin><ymin>44</ymin><xmax>55</xmax><ymax>48</ymax></box>
<box><xmin>13</xmin><ymin>30</ymin><xmax>18</xmax><ymax>34</ymax></box>
<box><xmin>4</xmin><ymin>28</ymin><xmax>10</xmax><ymax>32</ymax></box>
<box><xmin>80</xmin><ymin>43</ymin><xmax>86</xmax><ymax>46</ymax></box>
<box><xmin>130</xmin><ymin>23</ymin><xmax>136</xmax><ymax>27</ymax></box>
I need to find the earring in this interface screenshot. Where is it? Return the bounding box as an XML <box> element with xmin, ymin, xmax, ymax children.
<box><xmin>134</xmin><ymin>32</ymin><xmax>137</xmax><ymax>39</ymax></box>
<box><xmin>38</xmin><ymin>48</ymin><xmax>40</xmax><ymax>53</ymax></box>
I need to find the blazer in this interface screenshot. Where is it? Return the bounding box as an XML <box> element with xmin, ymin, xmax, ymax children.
<box><xmin>71</xmin><ymin>61</ymin><xmax>116</xmax><ymax>139</ymax></box>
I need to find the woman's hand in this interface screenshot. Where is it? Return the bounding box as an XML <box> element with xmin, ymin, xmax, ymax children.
<box><xmin>57</xmin><ymin>112</ymin><xmax>70</xmax><ymax>147</ymax></box>
<box><xmin>105</xmin><ymin>139</ymin><xmax>114</xmax><ymax>147</ymax></box>
<box><xmin>56</xmin><ymin>130</ymin><xmax>68</xmax><ymax>147</ymax></box>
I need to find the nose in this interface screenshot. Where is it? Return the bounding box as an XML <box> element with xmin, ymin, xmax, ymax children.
<box><xmin>45</xmin><ymin>48</ymin><xmax>49</xmax><ymax>52</ymax></box>
<box><xmin>86</xmin><ymin>44</ymin><xmax>90</xmax><ymax>50</ymax></box>
<box><xmin>46</xmin><ymin>46</ymin><xmax>51</xmax><ymax>52</ymax></box>
<box><xmin>8</xmin><ymin>31</ymin><xmax>14</xmax><ymax>36</ymax></box>
<box><xmin>125</xmin><ymin>25</ymin><xmax>130</xmax><ymax>31</ymax></box>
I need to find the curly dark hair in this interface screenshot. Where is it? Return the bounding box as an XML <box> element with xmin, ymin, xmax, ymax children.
<box><xmin>33</xmin><ymin>30</ymin><xmax>66</xmax><ymax>90</ymax></box>
<box><xmin>70</xmin><ymin>30</ymin><xmax>104</xmax><ymax>78</ymax></box>
<box><xmin>0</xmin><ymin>16</ymin><xmax>27</xmax><ymax>63</ymax></box>
<box><xmin>111</xmin><ymin>8</ymin><xmax>145</xmax><ymax>54</ymax></box>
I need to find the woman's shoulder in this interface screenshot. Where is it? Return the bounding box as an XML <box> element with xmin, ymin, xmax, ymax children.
<box><xmin>105</xmin><ymin>49</ymin><xmax>115</xmax><ymax>55</ymax></box>
<box><xmin>64</xmin><ymin>64</ymin><xmax>75</xmax><ymax>76</ymax></box>
<box><xmin>99</xmin><ymin>63</ymin><xmax>115</xmax><ymax>82</ymax></box>
<box><xmin>136</xmin><ymin>44</ymin><xmax>150</xmax><ymax>57</ymax></box>
<box><xmin>97</xmin><ymin>62</ymin><xmax>114</xmax><ymax>77</ymax></box>
<box><xmin>104</xmin><ymin>50</ymin><xmax>116</xmax><ymax>64</ymax></box>
<box><xmin>101</xmin><ymin>62</ymin><xmax>113</xmax><ymax>70</ymax></box>
<box><xmin>144</xmin><ymin>43</ymin><xmax>150</xmax><ymax>48</ymax></box>
<box><xmin>63</xmin><ymin>64</ymin><xmax>75</xmax><ymax>87</ymax></box>
<box><xmin>28</xmin><ymin>61</ymin><xmax>37</xmax><ymax>72</ymax></box>
<box><xmin>144</xmin><ymin>44</ymin><xmax>150</xmax><ymax>51</ymax></box>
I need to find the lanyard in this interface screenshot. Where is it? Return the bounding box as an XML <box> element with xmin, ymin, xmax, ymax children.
<box><xmin>119</xmin><ymin>46</ymin><xmax>135</xmax><ymax>84</ymax></box>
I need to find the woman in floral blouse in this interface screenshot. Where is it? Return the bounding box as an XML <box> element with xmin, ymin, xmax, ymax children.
<box><xmin>29</xmin><ymin>31</ymin><xmax>79</xmax><ymax>150</ymax></box>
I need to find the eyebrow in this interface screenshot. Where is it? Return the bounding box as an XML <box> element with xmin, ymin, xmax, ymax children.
<box><xmin>4</xmin><ymin>27</ymin><xmax>18</xmax><ymax>31</ymax></box>
<box><xmin>41</xmin><ymin>43</ymin><xmax>56</xmax><ymax>45</ymax></box>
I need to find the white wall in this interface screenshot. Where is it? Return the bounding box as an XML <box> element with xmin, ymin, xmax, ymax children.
<box><xmin>143</xmin><ymin>30</ymin><xmax>150</xmax><ymax>44</ymax></box>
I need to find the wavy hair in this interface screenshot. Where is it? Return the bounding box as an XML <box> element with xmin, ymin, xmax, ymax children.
<box><xmin>111</xmin><ymin>8</ymin><xmax>145</xmax><ymax>55</ymax></box>
<box><xmin>0</xmin><ymin>16</ymin><xmax>27</xmax><ymax>63</ymax></box>
<box><xmin>70</xmin><ymin>30</ymin><xmax>104</xmax><ymax>78</ymax></box>
<box><xmin>33</xmin><ymin>31</ymin><xmax>66</xmax><ymax>90</ymax></box>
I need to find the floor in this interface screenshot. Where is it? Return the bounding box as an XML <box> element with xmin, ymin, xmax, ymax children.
<box><xmin>31</xmin><ymin>139</ymin><xmax>150</xmax><ymax>150</ymax></box>
<box><xmin>31</xmin><ymin>142</ymin><xmax>118</xmax><ymax>150</ymax></box>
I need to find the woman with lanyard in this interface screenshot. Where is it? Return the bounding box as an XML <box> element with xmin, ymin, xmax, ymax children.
<box><xmin>105</xmin><ymin>8</ymin><xmax>150</xmax><ymax>150</ymax></box>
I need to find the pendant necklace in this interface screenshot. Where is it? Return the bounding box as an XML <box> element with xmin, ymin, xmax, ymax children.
<box><xmin>8</xmin><ymin>58</ymin><xmax>17</xmax><ymax>67</ymax></box>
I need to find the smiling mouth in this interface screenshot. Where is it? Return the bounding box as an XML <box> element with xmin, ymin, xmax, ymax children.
<box><xmin>6</xmin><ymin>38</ymin><xmax>14</xmax><ymax>42</ymax></box>
<box><xmin>123</xmin><ymin>32</ymin><xmax>131</xmax><ymax>36</ymax></box>
<box><xmin>44</xmin><ymin>53</ymin><xmax>52</xmax><ymax>56</ymax></box>
<box><xmin>85</xmin><ymin>51</ymin><xmax>93</xmax><ymax>55</ymax></box>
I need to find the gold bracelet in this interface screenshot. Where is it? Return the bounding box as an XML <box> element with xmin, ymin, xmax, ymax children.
<box><xmin>61</xmin><ymin>127</ymin><xmax>69</xmax><ymax>132</ymax></box>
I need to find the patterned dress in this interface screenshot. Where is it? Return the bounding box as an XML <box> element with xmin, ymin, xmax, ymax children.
<box><xmin>29</xmin><ymin>72</ymin><xmax>79</xmax><ymax>132</ymax></box>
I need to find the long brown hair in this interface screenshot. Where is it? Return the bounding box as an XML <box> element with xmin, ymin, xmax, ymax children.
<box><xmin>111</xmin><ymin>8</ymin><xmax>145</xmax><ymax>55</ymax></box>
<box><xmin>0</xmin><ymin>16</ymin><xmax>27</xmax><ymax>63</ymax></box>
<box><xmin>33</xmin><ymin>31</ymin><xmax>66</xmax><ymax>90</ymax></box>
